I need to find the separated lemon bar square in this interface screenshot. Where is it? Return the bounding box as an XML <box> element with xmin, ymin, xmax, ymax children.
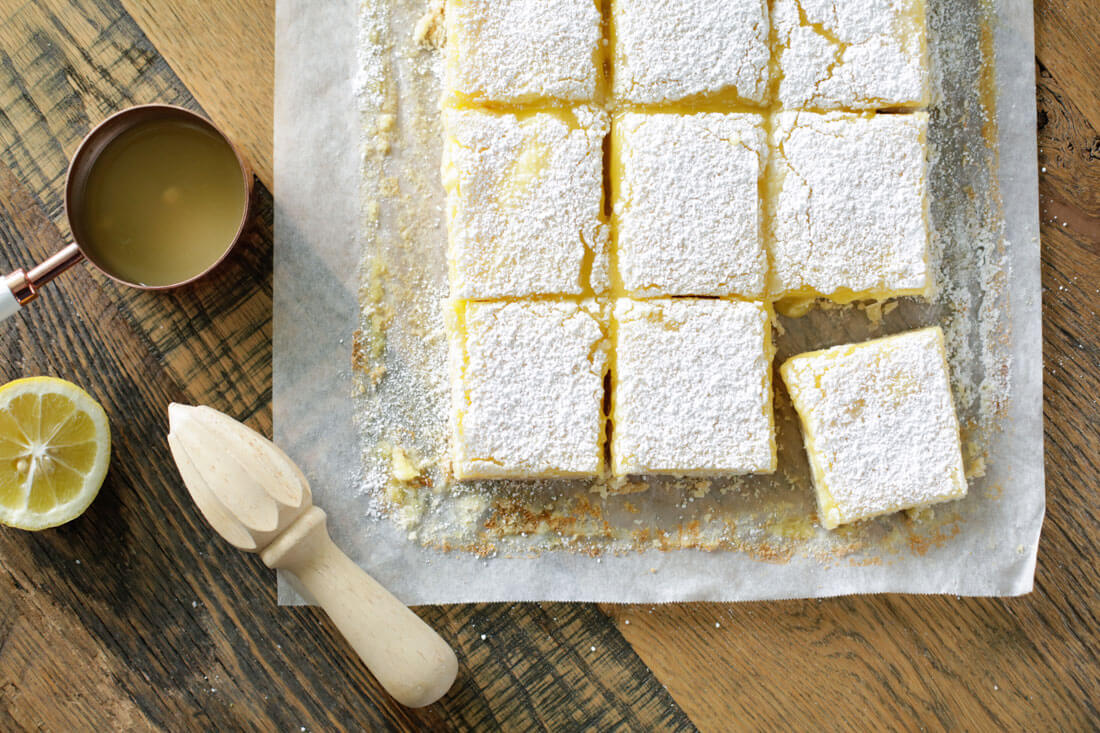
<box><xmin>610</xmin><ymin>0</ymin><xmax>771</xmax><ymax>105</ymax></box>
<box><xmin>780</xmin><ymin>327</ymin><xmax>967</xmax><ymax>529</ymax></box>
<box><xmin>444</xmin><ymin>0</ymin><xmax>603</xmax><ymax>106</ymax></box>
<box><xmin>442</xmin><ymin>107</ymin><xmax>609</xmax><ymax>298</ymax></box>
<box><xmin>769</xmin><ymin>111</ymin><xmax>930</xmax><ymax>302</ymax></box>
<box><xmin>774</xmin><ymin>0</ymin><xmax>930</xmax><ymax>111</ymax></box>
<box><xmin>611</xmin><ymin>112</ymin><xmax>767</xmax><ymax>298</ymax></box>
<box><xmin>611</xmin><ymin>299</ymin><xmax>776</xmax><ymax>476</ymax></box>
<box><xmin>447</xmin><ymin>300</ymin><xmax>609</xmax><ymax>480</ymax></box>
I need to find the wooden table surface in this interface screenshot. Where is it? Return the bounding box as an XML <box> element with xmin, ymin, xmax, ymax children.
<box><xmin>0</xmin><ymin>1</ymin><xmax>1096</xmax><ymax>730</ymax></box>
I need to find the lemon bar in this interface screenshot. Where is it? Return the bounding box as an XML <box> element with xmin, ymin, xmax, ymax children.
<box><xmin>610</xmin><ymin>0</ymin><xmax>771</xmax><ymax>105</ymax></box>
<box><xmin>774</xmin><ymin>0</ymin><xmax>930</xmax><ymax>110</ymax></box>
<box><xmin>447</xmin><ymin>300</ymin><xmax>608</xmax><ymax>480</ymax></box>
<box><xmin>780</xmin><ymin>327</ymin><xmax>967</xmax><ymax>529</ymax></box>
<box><xmin>769</xmin><ymin>111</ymin><xmax>930</xmax><ymax>302</ymax></box>
<box><xmin>610</xmin><ymin>112</ymin><xmax>767</xmax><ymax>298</ymax></box>
<box><xmin>611</xmin><ymin>299</ymin><xmax>776</xmax><ymax>476</ymax></box>
<box><xmin>444</xmin><ymin>0</ymin><xmax>602</xmax><ymax>105</ymax></box>
<box><xmin>442</xmin><ymin>107</ymin><xmax>609</xmax><ymax>298</ymax></box>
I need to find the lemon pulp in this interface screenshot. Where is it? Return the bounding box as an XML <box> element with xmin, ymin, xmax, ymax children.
<box><xmin>0</xmin><ymin>377</ymin><xmax>110</xmax><ymax>530</ymax></box>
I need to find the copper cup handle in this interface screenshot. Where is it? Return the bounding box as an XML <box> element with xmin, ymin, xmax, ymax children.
<box><xmin>2</xmin><ymin>243</ymin><xmax>85</xmax><ymax>322</ymax></box>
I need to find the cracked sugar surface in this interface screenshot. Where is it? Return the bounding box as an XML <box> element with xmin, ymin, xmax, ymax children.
<box><xmin>768</xmin><ymin>110</ymin><xmax>930</xmax><ymax>301</ymax></box>
<box><xmin>610</xmin><ymin>0</ymin><xmax>771</xmax><ymax>105</ymax></box>
<box><xmin>612</xmin><ymin>112</ymin><xmax>767</xmax><ymax>298</ymax></box>
<box><xmin>611</xmin><ymin>299</ymin><xmax>776</xmax><ymax>476</ymax></box>
<box><xmin>451</xmin><ymin>300</ymin><xmax>609</xmax><ymax>480</ymax></box>
<box><xmin>774</xmin><ymin>0</ymin><xmax>930</xmax><ymax>110</ymax></box>
<box><xmin>442</xmin><ymin>106</ymin><xmax>609</xmax><ymax>298</ymax></box>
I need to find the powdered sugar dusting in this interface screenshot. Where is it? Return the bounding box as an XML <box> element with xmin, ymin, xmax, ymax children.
<box><xmin>769</xmin><ymin>111</ymin><xmax>930</xmax><ymax>299</ymax></box>
<box><xmin>613</xmin><ymin>299</ymin><xmax>775</xmax><ymax>475</ymax></box>
<box><xmin>614</xmin><ymin>112</ymin><xmax>766</xmax><ymax>297</ymax></box>
<box><xmin>442</xmin><ymin>107</ymin><xmax>609</xmax><ymax>297</ymax></box>
<box><xmin>445</xmin><ymin>0</ymin><xmax>602</xmax><ymax>104</ymax></box>
<box><xmin>451</xmin><ymin>300</ymin><xmax>608</xmax><ymax>479</ymax></box>
<box><xmin>780</xmin><ymin>327</ymin><xmax>967</xmax><ymax>528</ymax></box>
<box><xmin>611</xmin><ymin>0</ymin><xmax>771</xmax><ymax>105</ymax></box>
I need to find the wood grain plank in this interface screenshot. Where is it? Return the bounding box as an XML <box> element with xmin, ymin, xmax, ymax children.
<box><xmin>1035</xmin><ymin>0</ymin><xmax>1100</xmax><ymax>134</ymax></box>
<box><xmin>606</xmin><ymin>593</ymin><xmax>1097</xmax><ymax>732</ymax></box>
<box><xmin>118</xmin><ymin>0</ymin><xmax>274</xmax><ymax>186</ymax></box>
<box><xmin>0</xmin><ymin>577</ymin><xmax>159</xmax><ymax>732</ymax></box>
<box><xmin>422</xmin><ymin>603</ymin><xmax>695</xmax><ymax>731</ymax></box>
<box><xmin>1036</xmin><ymin>64</ymin><xmax>1100</xmax><ymax>219</ymax></box>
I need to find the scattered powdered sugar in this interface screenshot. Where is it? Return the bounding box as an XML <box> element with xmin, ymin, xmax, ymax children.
<box><xmin>774</xmin><ymin>0</ymin><xmax>929</xmax><ymax>110</ymax></box>
<box><xmin>611</xmin><ymin>0</ymin><xmax>771</xmax><ymax>104</ymax></box>
<box><xmin>769</xmin><ymin>111</ymin><xmax>930</xmax><ymax>298</ymax></box>
<box><xmin>614</xmin><ymin>112</ymin><xmax>767</xmax><ymax>297</ymax></box>
<box><xmin>781</xmin><ymin>327</ymin><xmax>967</xmax><ymax>527</ymax></box>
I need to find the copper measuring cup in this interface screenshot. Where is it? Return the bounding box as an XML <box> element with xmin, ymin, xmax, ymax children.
<box><xmin>1</xmin><ymin>104</ymin><xmax>253</xmax><ymax>323</ymax></box>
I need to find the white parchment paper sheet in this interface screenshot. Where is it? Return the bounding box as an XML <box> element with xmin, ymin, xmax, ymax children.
<box><xmin>274</xmin><ymin>0</ymin><xmax>1043</xmax><ymax>604</ymax></box>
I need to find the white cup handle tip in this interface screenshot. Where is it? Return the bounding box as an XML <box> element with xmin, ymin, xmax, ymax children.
<box><xmin>0</xmin><ymin>287</ymin><xmax>20</xmax><ymax>322</ymax></box>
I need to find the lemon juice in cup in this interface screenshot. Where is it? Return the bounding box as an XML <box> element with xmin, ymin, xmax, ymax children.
<box><xmin>1</xmin><ymin>105</ymin><xmax>252</xmax><ymax>322</ymax></box>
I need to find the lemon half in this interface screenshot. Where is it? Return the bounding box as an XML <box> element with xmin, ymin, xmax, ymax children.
<box><xmin>0</xmin><ymin>377</ymin><xmax>111</xmax><ymax>530</ymax></box>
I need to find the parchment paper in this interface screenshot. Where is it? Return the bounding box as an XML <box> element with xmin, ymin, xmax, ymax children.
<box><xmin>274</xmin><ymin>0</ymin><xmax>1043</xmax><ymax>604</ymax></box>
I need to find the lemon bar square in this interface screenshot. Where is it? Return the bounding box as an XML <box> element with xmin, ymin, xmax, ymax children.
<box><xmin>774</xmin><ymin>0</ymin><xmax>930</xmax><ymax>110</ymax></box>
<box><xmin>780</xmin><ymin>327</ymin><xmax>967</xmax><ymax>529</ymax></box>
<box><xmin>769</xmin><ymin>111</ymin><xmax>930</xmax><ymax>302</ymax></box>
<box><xmin>611</xmin><ymin>299</ymin><xmax>776</xmax><ymax>476</ymax></box>
<box><xmin>442</xmin><ymin>107</ymin><xmax>609</xmax><ymax>298</ymax></box>
<box><xmin>610</xmin><ymin>0</ymin><xmax>771</xmax><ymax>105</ymax></box>
<box><xmin>611</xmin><ymin>112</ymin><xmax>767</xmax><ymax>298</ymax></box>
<box><xmin>444</xmin><ymin>0</ymin><xmax>602</xmax><ymax>105</ymax></box>
<box><xmin>447</xmin><ymin>300</ymin><xmax>608</xmax><ymax>480</ymax></box>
